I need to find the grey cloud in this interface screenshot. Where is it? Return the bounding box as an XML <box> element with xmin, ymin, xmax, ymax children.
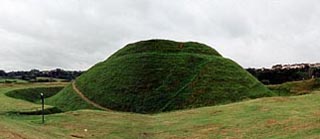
<box><xmin>0</xmin><ymin>0</ymin><xmax>320</xmax><ymax>71</ymax></box>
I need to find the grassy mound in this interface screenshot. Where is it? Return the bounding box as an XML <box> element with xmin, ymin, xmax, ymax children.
<box><xmin>49</xmin><ymin>39</ymin><xmax>273</xmax><ymax>113</ymax></box>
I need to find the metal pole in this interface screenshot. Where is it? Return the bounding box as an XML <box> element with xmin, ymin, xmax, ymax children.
<box><xmin>41</xmin><ymin>93</ymin><xmax>44</xmax><ymax>124</ymax></box>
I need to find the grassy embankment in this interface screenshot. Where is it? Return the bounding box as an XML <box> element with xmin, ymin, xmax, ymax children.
<box><xmin>268</xmin><ymin>78</ymin><xmax>320</xmax><ymax>96</ymax></box>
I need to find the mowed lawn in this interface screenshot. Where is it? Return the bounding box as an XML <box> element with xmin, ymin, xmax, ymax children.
<box><xmin>0</xmin><ymin>83</ymin><xmax>319</xmax><ymax>139</ymax></box>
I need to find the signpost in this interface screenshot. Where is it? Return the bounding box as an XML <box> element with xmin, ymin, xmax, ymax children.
<box><xmin>40</xmin><ymin>93</ymin><xmax>44</xmax><ymax>124</ymax></box>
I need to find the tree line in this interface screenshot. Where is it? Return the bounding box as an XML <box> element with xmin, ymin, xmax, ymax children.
<box><xmin>247</xmin><ymin>66</ymin><xmax>320</xmax><ymax>85</ymax></box>
<box><xmin>0</xmin><ymin>69</ymin><xmax>82</xmax><ymax>82</ymax></box>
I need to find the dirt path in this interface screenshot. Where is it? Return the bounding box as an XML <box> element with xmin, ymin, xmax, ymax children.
<box><xmin>72</xmin><ymin>82</ymin><xmax>110</xmax><ymax>111</ymax></box>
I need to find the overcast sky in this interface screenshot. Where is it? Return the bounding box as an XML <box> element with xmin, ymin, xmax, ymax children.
<box><xmin>1</xmin><ymin>0</ymin><xmax>320</xmax><ymax>71</ymax></box>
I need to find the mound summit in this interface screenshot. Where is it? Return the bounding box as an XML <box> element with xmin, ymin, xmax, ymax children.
<box><xmin>48</xmin><ymin>39</ymin><xmax>272</xmax><ymax>113</ymax></box>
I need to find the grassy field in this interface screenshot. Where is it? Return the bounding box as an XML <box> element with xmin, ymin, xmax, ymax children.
<box><xmin>0</xmin><ymin>78</ymin><xmax>28</xmax><ymax>84</ymax></box>
<box><xmin>0</xmin><ymin>82</ymin><xmax>319</xmax><ymax>138</ymax></box>
<box><xmin>35</xmin><ymin>77</ymin><xmax>68</xmax><ymax>82</ymax></box>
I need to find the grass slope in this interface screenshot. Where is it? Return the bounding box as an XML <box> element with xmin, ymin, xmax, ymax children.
<box><xmin>49</xmin><ymin>39</ymin><xmax>272</xmax><ymax>113</ymax></box>
<box><xmin>46</xmin><ymin>84</ymin><xmax>97</xmax><ymax>111</ymax></box>
<box><xmin>268</xmin><ymin>78</ymin><xmax>320</xmax><ymax>96</ymax></box>
<box><xmin>0</xmin><ymin>83</ymin><xmax>319</xmax><ymax>138</ymax></box>
<box><xmin>5</xmin><ymin>86</ymin><xmax>64</xmax><ymax>103</ymax></box>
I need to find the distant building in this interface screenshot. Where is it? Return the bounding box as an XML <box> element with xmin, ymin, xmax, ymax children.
<box><xmin>271</xmin><ymin>64</ymin><xmax>282</xmax><ymax>70</ymax></box>
<box><xmin>310</xmin><ymin>63</ymin><xmax>320</xmax><ymax>68</ymax></box>
<box><xmin>271</xmin><ymin>63</ymin><xmax>320</xmax><ymax>70</ymax></box>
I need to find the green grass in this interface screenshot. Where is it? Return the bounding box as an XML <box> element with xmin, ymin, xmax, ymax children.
<box><xmin>0</xmin><ymin>83</ymin><xmax>319</xmax><ymax>138</ymax></box>
<box><xmin>35</xmin><ymin>77</ymin><xmax>68</xmax><ymax>82</ymax></box>
<box><xmin>0</xmin><ymin>78</ymin><xmax>29</xmax><ymax>83</ymax></box>
<box><xmin>46</xmin><ymin>84</ymin><xmax>97</xmax><ymax>111</ymax></box>
<box><xmin>5</xmin><ymin>86</ymin><xmax>64</xmax><ymax>103</ymax></box>
<box><xmin>268</xmin><ymin>78</ymin><xmax>320</xmax><ymax>96</ymax></box>
<box><xmin>109</xmin><ymin>39</ymin><xmax>222</xmax><ymax>58</ymax></box>
<box><xmin>49</xmin><ymin>39</ymin><xmax>272</xmax><ymax>113</ymax></box>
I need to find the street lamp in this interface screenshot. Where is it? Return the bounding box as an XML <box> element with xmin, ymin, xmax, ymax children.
<box><xmin>40</xmin><ymin>93</ymin><xmax>44</xmax><ymax>124</ymax></box>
